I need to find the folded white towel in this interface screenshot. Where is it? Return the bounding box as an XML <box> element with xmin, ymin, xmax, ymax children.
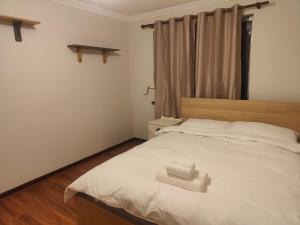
<box><xmin>166</xmin><ymin>163</ymin><xmax>195</xmax><ymax>180</ymax></box>
<box><xmin>156</xmin><ymin>169</ymin><xmax>208</xmax><ymax>192</ymax></box>
<box><xmin>166</xmin><ymin>160</ymin><xmax>196</xmax><ymax>180</ymax></box>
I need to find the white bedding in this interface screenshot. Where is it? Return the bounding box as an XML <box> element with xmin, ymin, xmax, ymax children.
<box><xmin>65</xmin><ymin>126</ymin><xmax>300</xmax><ymax>225</ymax></box>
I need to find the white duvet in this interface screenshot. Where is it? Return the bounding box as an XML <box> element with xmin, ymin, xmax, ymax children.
<box><xmin>65</xmin><ymin>126</ymin><xmax>300</xmax><ymax>225</ymax></box>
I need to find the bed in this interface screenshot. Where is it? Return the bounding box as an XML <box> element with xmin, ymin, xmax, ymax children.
<box><xmin>65</xmin><ymin>98</ymin><xmax>300</xmax><ymax>225</ymax></box>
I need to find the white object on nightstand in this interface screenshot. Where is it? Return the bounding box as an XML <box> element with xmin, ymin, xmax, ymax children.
<box><xmin>148</xmin><ymin>117</ymin><xmax>182</xmax><ymax>139</ymax></box>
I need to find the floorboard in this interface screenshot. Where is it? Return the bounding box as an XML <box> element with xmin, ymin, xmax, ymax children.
<box><xmin>0</xmin><ymin>139</ymin><xmax>143</xmax><ymax>225</ymax></box>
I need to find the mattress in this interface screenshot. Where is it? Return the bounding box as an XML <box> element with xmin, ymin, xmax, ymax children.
<box><xmin>65</xmin><ymin>126</ymin><xmax>300</xmax><ymax>225</ymax></box>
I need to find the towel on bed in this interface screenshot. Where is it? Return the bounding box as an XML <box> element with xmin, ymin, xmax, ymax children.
<box><xmin>166</xmin><ymin>160</ymin><xmax>196</xmax><ymax>180</ymax></box>
<box><xmin>156</xmin><ymin>169</ymin><xmax>208</xmax><ymax>192</ymax></box>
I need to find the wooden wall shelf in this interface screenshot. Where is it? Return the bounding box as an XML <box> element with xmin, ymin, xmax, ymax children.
<box><xmin>0</xmin><ymin>15</ymin><xmax>40</xmax><ymax>42</ymax></box>
<box><xmin>67</xmin><ymin>44</ymin><xmax>120</xmax><ymax>64</ymax></box>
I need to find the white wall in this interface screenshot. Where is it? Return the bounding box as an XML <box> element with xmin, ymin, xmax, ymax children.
<box><xmin>0</xmin><ymin>0</ymin><xmax>132</xmax><ymax>193</ymax></box>
<box><xmin>129</xmin><ymin>0</ymin><xmax>300</xmax><ymax>139</ymax></box>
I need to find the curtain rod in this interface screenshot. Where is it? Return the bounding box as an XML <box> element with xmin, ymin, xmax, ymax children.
<box><xmin>141</xmin><ymin>1</ymin><xmax>269</xmax><ymax>29</ymax></box>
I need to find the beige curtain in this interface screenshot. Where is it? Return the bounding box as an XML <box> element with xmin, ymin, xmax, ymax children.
<box><xmin>154</xmin><ymin>5</ymin><xmax>242</xmax><ymax>118</ymax></box>
<box><xmin>195</xmin><ymin>5</ymin><xmax>242</xmax><ymax>99</ymax></box>
<box><xmin>154</xmin><ymin>16</ymin><xmax>196</xmax><ymax>118</ymax></box>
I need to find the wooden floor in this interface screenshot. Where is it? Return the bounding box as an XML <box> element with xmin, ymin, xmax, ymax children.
<box><xmin>0</xmin><ymin>139</ymin><xmax>143</xmax><ymax>225</ymax></box>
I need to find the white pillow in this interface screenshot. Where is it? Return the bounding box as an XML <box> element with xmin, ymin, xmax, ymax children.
<box><xmin>231</xmin><ymin>121</ymin><xmax>297</xmax><ymax>143</ymax></box>
<box><xmin>180</xmin><ymin>119</ymin><xmax>232</xmax><ymax>130</ymax></box>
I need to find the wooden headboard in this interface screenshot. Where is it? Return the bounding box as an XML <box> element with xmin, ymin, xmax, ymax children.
<box><xmin>181</xmin><ymin>98</ymin><xmax>300</xmax><ymax>133</ymax></box>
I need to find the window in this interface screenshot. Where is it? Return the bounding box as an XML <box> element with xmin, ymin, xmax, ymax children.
<box><xmin>241</xmin><ymin>19</ymin><xmax>252</xmax><ymax>100</ymax></box>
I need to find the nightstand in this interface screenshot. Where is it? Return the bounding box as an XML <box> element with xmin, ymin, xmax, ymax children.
<box><xmin>148</xmin><ymin>117</ymin><xmax>182</xmax><ymax>139</ymax></box>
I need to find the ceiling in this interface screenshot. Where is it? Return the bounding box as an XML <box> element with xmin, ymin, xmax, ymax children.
<box><xmin>77</xmin><ymin>0</ymin><xmax>201</xmax><ymax>16</ymax></box>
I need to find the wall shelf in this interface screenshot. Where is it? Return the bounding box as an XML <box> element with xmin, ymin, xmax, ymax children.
<box><xmin>67</xmin><ymin>44</ymin><xmax>120</xmax><ymax>64</ymax></box>
<box><xmin>0</xmin><ymin>15</ymin><xmax>40</xmax><ymax>42</ymax></box>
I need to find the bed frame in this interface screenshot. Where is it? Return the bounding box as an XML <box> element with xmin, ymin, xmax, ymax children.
<box><xmin>181</xmin><ymin>98</ymin><xmax>300</xmax><ymax>133</ymax></box>
<box><xmin>69</xmin><ymin>98</ymin><xmax>300</xmax><ymax>225</ymax></box>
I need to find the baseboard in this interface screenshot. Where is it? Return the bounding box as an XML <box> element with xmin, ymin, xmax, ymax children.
<box><xmin>0</xmin><ymin>137</ymin><xmax>146</xmax><ymax>199</ymax></box>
